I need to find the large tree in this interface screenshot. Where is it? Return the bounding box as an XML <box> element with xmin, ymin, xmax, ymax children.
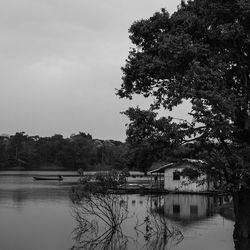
<box><xmin>117</xmin><ymin>0</ymin><xmax>250</xmax><ymax>241</ymax></box>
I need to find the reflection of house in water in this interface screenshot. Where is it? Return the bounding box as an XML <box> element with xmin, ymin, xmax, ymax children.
<box><xmin>150</xmin><ymin>194</ymin><xmax>217</xmax><ymax>225</ymax></box>
<box><xmin>164</xmin><ymin>194</ymin><xmax>215</xmax><ymax>219</ymax></box>
<box><xmin>149</xmin><ymin>159</ymin><xmax>214</xmax><ymax>192</ymax></box>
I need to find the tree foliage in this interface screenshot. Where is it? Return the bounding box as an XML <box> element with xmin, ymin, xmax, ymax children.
<box><xmin>117</xmin><ymin>0</ymin><xmax>250</xmax><ymax>190</ymax></box>
<box><xmin>0</xmin><ymin>132</ymin><xmax>127</xmax><ymax>171</ymax></box>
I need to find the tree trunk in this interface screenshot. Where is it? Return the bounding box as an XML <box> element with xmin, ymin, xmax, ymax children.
<box><xmin>234</xmin><ymin>239</ymin><xmax>250</xmax><ymax>250</ymax></box>
<box><xmin>233</xmin><ymin>189</ymin><xmax>250</xmax><ymax>239</ymax></box>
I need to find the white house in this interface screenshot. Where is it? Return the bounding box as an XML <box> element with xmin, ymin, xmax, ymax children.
<box><xmin>149</xmin><ymin>159</ymin><xmax>214</xmax><ymax>192</ymax></box>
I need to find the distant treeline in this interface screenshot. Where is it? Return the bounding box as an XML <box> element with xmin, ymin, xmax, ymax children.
<box><xmin>0</xmin><ymin>132</ymin><xmax>128</xmax><ymax>171</ymax></box>
<box><xmin>0</xmin><ymin>132</ymin><xmax>196</xmax><ymax>172</ymax></box>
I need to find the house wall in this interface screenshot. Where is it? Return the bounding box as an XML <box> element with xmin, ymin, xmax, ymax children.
<box><xmin>164</xmin><ymin>163</ymin><xmax>213</xmax><ymax>192</ymax></box>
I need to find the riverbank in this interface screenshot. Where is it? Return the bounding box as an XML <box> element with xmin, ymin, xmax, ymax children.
<box><xmin>217</xmin><ymin>202</ymin><xmax>235</xmax><ymax>221</ymax></box>
<box><xmin>0</xmin><ymin>163</ymin><xmax>115</xmax><ymax>172</ymax></box>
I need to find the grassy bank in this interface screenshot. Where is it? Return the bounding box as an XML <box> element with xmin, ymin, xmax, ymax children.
<box><xmin>217</xmin><ymin>202</ymin><xmax>235</xmax><ymax>221</ymax></box>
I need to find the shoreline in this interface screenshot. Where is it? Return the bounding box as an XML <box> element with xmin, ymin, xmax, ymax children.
<box><xmin>217</xmin><ymin>202</ymin><xmax>235</xmax><ymax>221</ymax></box>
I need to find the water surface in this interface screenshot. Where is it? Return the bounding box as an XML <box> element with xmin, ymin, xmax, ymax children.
<box><xmin>0</xmin><ymin>172</ymin><xmax>234</xmax><ymax>250</ymax></box>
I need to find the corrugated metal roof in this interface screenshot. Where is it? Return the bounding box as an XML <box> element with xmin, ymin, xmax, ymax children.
<box><xmin>148</xmin><ymin>158</ymin><xmax>206</xmax><ymax>174</ymax></box>
<box><xmin>148</xmin><ymin>163</ymin><xmax>174</xmax><ymax>174</ymax></box>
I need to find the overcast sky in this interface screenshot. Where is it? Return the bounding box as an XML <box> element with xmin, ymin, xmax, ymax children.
<box><xmin>0</xmin><ymin>0</ymin><xmax>190</xmax><ymax>141</ymax></box>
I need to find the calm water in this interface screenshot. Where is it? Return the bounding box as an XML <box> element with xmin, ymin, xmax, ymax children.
<box><xmin>0</xmin><ymin>171</ymin><xmax>234</xmax><ymax>250</ymax></box>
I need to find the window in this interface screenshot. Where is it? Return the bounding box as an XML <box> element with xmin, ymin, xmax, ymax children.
<box><xmin>173</xmin><ymin>205</ymin><xmax>180</xmax><ymax>215</ymax></box>
<box><xmin>190</xmin><ymin>205</ymin><xmax>198</xmax><ymax>216</ymax></box>
<box><xmin>173</xmin><ymin>171</ymin><xmax>180</xmax><ymax>181</ymax></box>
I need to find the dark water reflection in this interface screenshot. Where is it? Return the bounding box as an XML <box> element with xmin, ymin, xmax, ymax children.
<box><xmin>71</xmin><ymin>192</ymin><xmax>234</xmax><ymax>250</ymax></box>
<box><xmin>234</xmin><ymin>240</ymin><xmax>250</xmax><ymax>250</ymax></box>
<box><xmin>71</xmin><ymin>192</ymin><xmax>184</xmax><ymax>250</ymax></box>
<box><xmin>0</xmin><ymin>172</ymin><xmax>235</xmax><ymax>250</ymax></box>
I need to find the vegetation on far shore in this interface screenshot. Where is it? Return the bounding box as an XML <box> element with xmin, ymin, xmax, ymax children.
<box><xmin>0</xmin><ymin>132</ymin><xmax>127</xmax><ymax>171</ymax></box>
<box><xmin>0</xmin><ymin>131</ymin><xmax>198</xmax><ymax>173</ymax></box>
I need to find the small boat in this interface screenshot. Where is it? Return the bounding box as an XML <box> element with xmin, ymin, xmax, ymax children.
<box><xmin>33</xmin><ymin>176</ymin><xmax>63</xmax><ymax>181</ymax></box>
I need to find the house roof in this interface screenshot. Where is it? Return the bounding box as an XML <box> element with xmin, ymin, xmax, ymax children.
<box><xmin>148</xmin><ymin>163</ymin><xmax>174</xmax><ymax>174</ymax></box>
<box><xmin>148</xmin><ymin>159</ymin><xmax>206</xmax><ymax>174</ymax></box>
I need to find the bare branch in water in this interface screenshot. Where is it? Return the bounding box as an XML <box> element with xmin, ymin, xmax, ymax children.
<box><xmin>134</xmin><ymin>207</ymin><xmax>184</xmax><ymax>249</ymax></box>
<box><xmin>71</xmin><ymin>190</ymin><xmax>129</xmax><ymax>250</ymax></box>
<box><xmin>70</xmin><ymin>186</ymin><xmax>183</xmax><ymax>249</ymax></box>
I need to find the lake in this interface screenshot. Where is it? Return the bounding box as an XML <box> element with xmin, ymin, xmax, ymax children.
<box><xmin>0</xmin><ymin>171</ymin><xmax>235</xmax><ymax>250</ymax></box>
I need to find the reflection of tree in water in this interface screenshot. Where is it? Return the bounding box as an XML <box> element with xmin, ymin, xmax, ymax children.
<box><xmin>71</xmin><ymin>192</ymin><xmax>128</xmax><ymax>250</ymax></box>
<box><xmin>134</xmin><ymin>210</ymin><xmax>183</xmax><ymax>250</ymax></box>
<box><xmin>70</xmin><ymin>187</ymin><xmax>183</xmax><ymax>250</ymax></box>
<box><xmin>71</xmin><ymin>226</ymin><xmax>127</xmax><ymax>250</ymax></box>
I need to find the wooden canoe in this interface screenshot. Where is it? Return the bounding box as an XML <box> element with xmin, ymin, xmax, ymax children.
<box><xmin>33</xmin><ymin>176</ymin><xmax>63</xmax><ymax>181</ymax></box>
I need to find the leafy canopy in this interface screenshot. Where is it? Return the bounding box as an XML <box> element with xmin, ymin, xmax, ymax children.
<box><xmin>117</xmin><ymin>0</ymin><xmax>250</xmax><ymax>190</ymax></box>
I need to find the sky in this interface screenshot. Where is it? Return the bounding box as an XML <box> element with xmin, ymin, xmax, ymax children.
<box><xmin>0</xmin><ymin>0</ymin><xmax>190</xmax><ymax>141</ymax></box>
